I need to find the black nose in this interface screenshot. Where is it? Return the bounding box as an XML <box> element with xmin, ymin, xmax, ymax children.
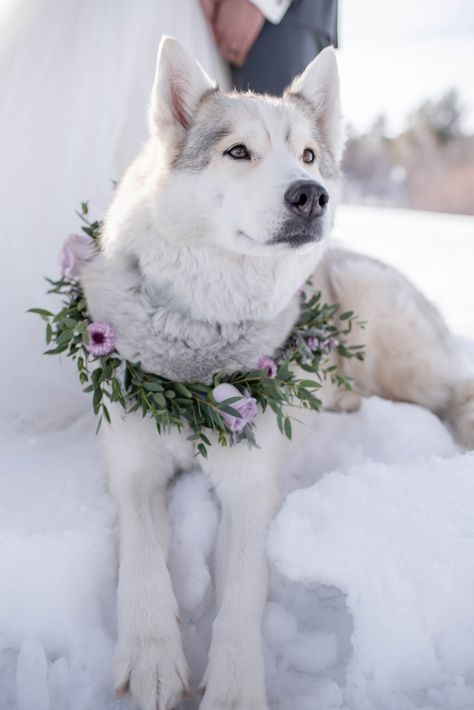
<box><xmin>284</xmin><ymin>180</ymin><xmax>329</xmax><ymax>218</ymax></box>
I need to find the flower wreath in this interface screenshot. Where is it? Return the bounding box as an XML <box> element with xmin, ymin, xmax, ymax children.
<box><xmin>30</xmin><ymin>204</ymin><xmax>365</xmax><ymax>456</ymax></box>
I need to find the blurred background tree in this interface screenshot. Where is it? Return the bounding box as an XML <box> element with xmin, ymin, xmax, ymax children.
<box><xmin>342</xmin><ymin>88</ymin><xmax>474</xmax><ymax>215</ymax></box>
<box><xmin>414</xmin><ymin>88</ymin><xmax>464</xmax><ymax>143</ymax></box>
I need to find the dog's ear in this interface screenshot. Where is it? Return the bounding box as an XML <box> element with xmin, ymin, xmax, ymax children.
<box><xmin>287</xmin><ymin>47</ymin><xmax>343</xmax><ymax>163</ymax></box>
<box><xmin>149</xmin><ymin>36</ymin><xmax>216</xmax><ymax>140</ymax></box>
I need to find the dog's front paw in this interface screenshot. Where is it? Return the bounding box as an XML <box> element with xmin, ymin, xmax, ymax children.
<box><xmin>199</xmin><ymin>681</ymin><xmax>268</xmax><ymax>710</ymax></box>
<box><xmin>199</xmin><ymin>635</ymin><xmax>268</xmax><ymax>710</ymax></box>
<box><xmin>114</xmin><ymin>632</ymin><xmax>189</xmax><ymax>710</ymax></box>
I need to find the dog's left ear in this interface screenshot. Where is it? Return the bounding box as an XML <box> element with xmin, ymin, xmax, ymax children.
<box><xmin>287</xmin><ymin>47</ymin><xmax>343</xmax><ymax>163</ymax></box>
<box><xmin>149</xmin><ymin>36</ymin><xmax>216</xmax><ymax>140</ymax></box>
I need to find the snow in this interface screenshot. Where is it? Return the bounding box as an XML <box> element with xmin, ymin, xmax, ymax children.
<box><xmin>1</xmin><ymin>205</ymin><xmax>474</xmax><ymax>710</ymax></box>
<box><xmin>269</xmin><ymin>451</ymin><xmax>474</xmax><ymax>710</ymax></box>
<box><xmin>334</xmin><ymin>205</ymin><xmax>474</xmax><ymax>340</ymax></box>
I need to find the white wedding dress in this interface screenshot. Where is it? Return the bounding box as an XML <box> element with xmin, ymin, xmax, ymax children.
<box><xmin>0</xmin><ymin>0</ymin><xmax>229</xmax><ymax>428</ymax></box>
<box><xmin>0</xmin><ymin>7</ymin><xmax>230</xmax><ymax>708</ymax></box>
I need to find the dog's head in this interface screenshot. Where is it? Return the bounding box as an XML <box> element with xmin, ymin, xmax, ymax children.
<box><xmin>146</xmin><ymin>37</ymin><xmax>343</xmax><ymax>258</ymax></box>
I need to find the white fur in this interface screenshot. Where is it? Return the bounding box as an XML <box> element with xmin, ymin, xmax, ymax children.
<box><xmin>81</xmin><ymin>38</ymin><xmax>474</xmax><ymax>710</ymax></box>
<box><xmin>288</xmin><ymin>46</ymin><xmax>344</xmax><ymax>162</ymax></box>
<box><xmin>149</xmin><ymin>36</ymin><xmax>215</xmax><ymax>142</ymax></box>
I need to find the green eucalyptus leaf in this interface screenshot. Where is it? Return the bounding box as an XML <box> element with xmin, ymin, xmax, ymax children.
<box><xmin>93</xmin><ymin>393</ymin><xmax>102</xmax><ymax>415</ymax></box>
<box><xmin>217</xmin><ymin>404</ymin><xmax>242</xmax><ymax>418</ymax></box>
<box><xmin>174</xmin><ymin>383</ymin><xmax>193</xmax><ymax>398</ymax></box>
<box><xmin>43</xmin><ymin>344</ymin><xmax>68</xmax><ymax>355</ymax></box>
<box><xmin>197</xmin><ymin>443</ymin><xmax>208</xmax><ymax>458</ymax></box>
<box><xmin>153</xmin><ymin>392</ymin><xmax>167</xmax><ymax>407</ymax></box>
<box><xmin>28</xmin><ymin>307</ymin><xmax>54</xmax><ymax>320</ymax></box>
<box><xmin>297</xmin><ymin>379</ymin><xmax>321</xmax><ymax>389</ymax></box>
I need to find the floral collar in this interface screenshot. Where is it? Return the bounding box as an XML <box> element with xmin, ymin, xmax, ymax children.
<box><xmin>30</xmin><ymin>204</ymin><xmax>364</xmax><ymax>456</ymax></box>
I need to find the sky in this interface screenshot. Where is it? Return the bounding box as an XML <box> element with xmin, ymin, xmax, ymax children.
<box><xmin>337</xmin><ymin>0</ymin><xmax>474</xmax><ymax>134</ymax></box>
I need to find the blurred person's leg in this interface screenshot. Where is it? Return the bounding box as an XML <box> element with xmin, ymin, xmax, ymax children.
<box><xmin>231</xmin><ymin>0</ymin><xmax>338</xmax><ymax>95</ymax></box>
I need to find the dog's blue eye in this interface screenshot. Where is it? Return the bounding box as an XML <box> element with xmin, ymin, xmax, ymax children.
<box><xmin>226</xmin><ymin>144</ymin><xmax>250</xmax><ymax>160</ymax></box>
<box><xmin>302</xmin><ymin>148</ymin><xmax>315</xmax><ymax>164</ymax></box>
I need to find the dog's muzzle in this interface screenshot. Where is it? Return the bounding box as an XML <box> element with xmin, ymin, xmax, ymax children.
<box><xmin>269</xmin><ymin>180</ymin><xmax>329</xmax><ymax>248</ymax></box>
<box><xmin>284</xmin><ymin>180</ymin><xmax>329</xmax><ymax>219</ymax></box>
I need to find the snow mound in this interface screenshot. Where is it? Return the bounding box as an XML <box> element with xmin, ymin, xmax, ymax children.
<box><xmin>269</xmin><ymin>452</ymin><xmax>474</xmax><ymax>710</ymax></box>
<box><xmin>1</xmin><ymin>394</ymin><xmax>474</xmax><ymax>709</ymax></box>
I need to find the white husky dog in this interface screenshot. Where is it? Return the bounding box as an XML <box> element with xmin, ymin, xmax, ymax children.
<box><xmin>82</xmin><ymin>37</ymin><xmax>474</xmax><ymax>710</ymax></box>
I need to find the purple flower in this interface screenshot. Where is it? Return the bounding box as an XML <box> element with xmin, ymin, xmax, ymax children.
<box><xmin>307</xmin><ymin>336</ymin><xmax>320</xmax><ymax>351</ymax></box>
<box><xmin>212</xmin><ymin>383</ymin><xmax>258</xmax><ymax>432</ymax></box>
<box><xmin>86</xmin><ymin>321</ymin><xmax>116</xmax><ymax>356</ymax></box>
<box><xmin>59</xmin><ymin>233</ymin><xmax>94</xmax><ymax>279</ymax></box>
<box><xmin>257</xmin><ymin>355</ymin><xmax>278</xmax><ymax>378</ymax></box>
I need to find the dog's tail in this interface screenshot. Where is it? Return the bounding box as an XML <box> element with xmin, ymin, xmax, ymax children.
<box><xmin>443</xmin><ymin>378</ymin><xmax>474</xmax><ymax>450</ymax></box>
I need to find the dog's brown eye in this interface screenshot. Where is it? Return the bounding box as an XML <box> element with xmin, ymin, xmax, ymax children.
<box><xmin>302</xmin><ymin>148</ymin><xmax>315</xmax><ymax>164</ymax></box>
<box><xmin>226</xmin><ymin>144</ymin><xmax>250</xmax><ymax>160</ymax></box>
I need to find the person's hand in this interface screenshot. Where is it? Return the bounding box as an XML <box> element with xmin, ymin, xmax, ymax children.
<box><xmin>199</xmin><ymin>0</ymin><xmax>221</xmax><ymax>24</ymax></box>
<box><xmin>212</xmin><ymin>0</ymin><xmax>265</xmax><ymax>67</ymax></box>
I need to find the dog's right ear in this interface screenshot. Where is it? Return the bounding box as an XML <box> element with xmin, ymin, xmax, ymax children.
<box><xmin>149</xmin><ymin>36</ymin><xmax>216</xmax><ymax>141</ymax></box>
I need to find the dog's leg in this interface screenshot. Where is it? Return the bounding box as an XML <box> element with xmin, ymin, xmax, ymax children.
<box><xmin>104</xmin><ymin>412</ymin><xmax>190</xmax><ymax>710</ymax></box>
<box><xmin>199</xmin><ymin>414</ymin><xmax>281</xmax><ymax>710</ymax></box>
<box><xmin>321</xmin><ymin>249</ymin><xmax>474</xmax><ymax>448</ymax></box>
<box><xmin>443</xmin><ymin>378</ymin><xmax>474</xmax><ymax>449</ymax></box>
